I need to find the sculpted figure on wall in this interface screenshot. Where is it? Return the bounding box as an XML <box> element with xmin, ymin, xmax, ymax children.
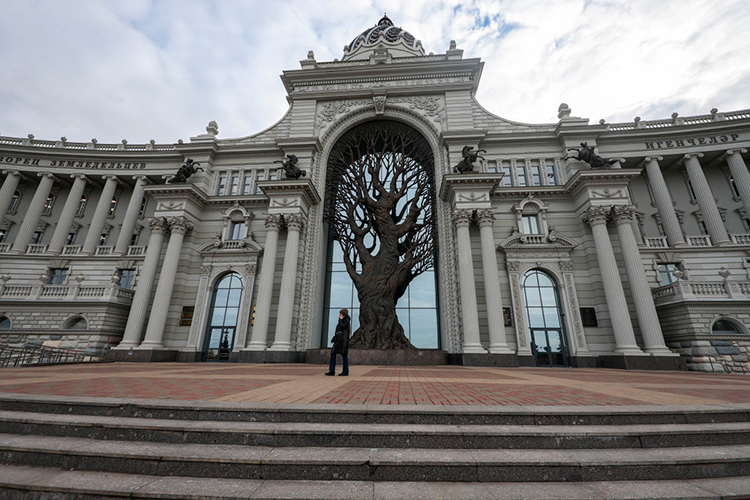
<box><xmin>168</xmin><ymin>158</ymin><xmax>203</xmax><ymax>184</ymax></box>
<box><xmin>274</xmin><ymin>154</ymin><xmax>307</xmax><ymax>179</ymax></box>
<box><xmin>565</xmin><ymin>142</ymin><xmax>616</xmax><ymax>169</ymax></box>
<box><xmin>453</xmin><ymin>146</ymin><xmax>486</xmax><ymax>173</ymax></box>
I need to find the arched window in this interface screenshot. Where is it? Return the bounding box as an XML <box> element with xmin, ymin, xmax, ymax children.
<box><xmin>64</xmin><ymin>316</ymin><xmax>88</xmax><ymax>330</ymax></box>
<box><xmin>203</xmin><ymin>273</ymin><xmax>243</xmax><ymax>361</ymax></box>
<box><xmin>0</xmin><ymin>316</ymin><xmax>11</xmax><ymax>329</ymax></box>
<box><xmin>523</xmin><ymin>269</ymin><xmax>569</xmax><ymax>367</ymax></box>
<box><xmin>43</xmin><ymin>193</ymin><xmax>55</xmax><ymax>215</ymax></box>
<box><xmin>712</xmin><ymin>319</ymin><xmax>742</xmax><ymax>335</ymax></box>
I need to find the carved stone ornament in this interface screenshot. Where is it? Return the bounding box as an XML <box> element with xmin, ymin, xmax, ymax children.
<box><xmin>264</xmin><ymin>213</ymin><xmax>283</xmax><ymax>230</ymax></box>
<box><xmin>317</xmin><ymin>99</ymin><xmax>370</xmax><ymax>129</ymax></box>
<box><xmin>476</xmin><ymin>209</ymin><xmax>495</xmax><ymax>227</ymax></box>
<box><xmin>591</xmin><ymin>188</ymin><xmax>625</xmax><ymax>199</ymax></box>
<box><xmin>284</xmin><ymin>213</ymin><xmax>306</xmax><ymax>232</ymax></box>
<box><xmin>167</xmin><ymin>216</ymin><xmax>193</xmax><ymax>235</ymax></box>
<box><xmin>157</xmin><ymin>201</ymin><xmax>185</xmax><ymax>211</ymax></box>
<box><xmin>389</xmin><ymin>96</ymin><xmax>445</xmax><ymax>122</ymax></box>
<box><xmin>612</xmin><ymin>205</ymin><xmax>636</xmax><ymax>225</ymax></box>
<box><xmin>452</xmin><ymin>209</ymin><xmax>473</xmax><ymax>228</ymax></box>
<box><xmin>582</xmin><ymin>206</ymin><xmax>611</xmax><ymax>227</ymax></box>
<box><xmin>373</xmin><ymin>94</ymin><xmax>386</xmax><ymax>114</ymax></box>
<box><xmin>148</xmin><ymin>217</ymin><xmax>168</xmax><ymax>235</ymax></box>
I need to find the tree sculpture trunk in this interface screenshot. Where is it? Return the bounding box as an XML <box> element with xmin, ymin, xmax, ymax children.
<box><xmin>325</xmin><ymin>120</ymin><xmax>437</xmax><ymax>350</ymax></box>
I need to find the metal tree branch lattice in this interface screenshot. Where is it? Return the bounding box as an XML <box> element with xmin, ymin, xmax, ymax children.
<box><xmin>325</xmin><ymin>120</ymin><xmax>437</xmax><ymax>349</ymax></box>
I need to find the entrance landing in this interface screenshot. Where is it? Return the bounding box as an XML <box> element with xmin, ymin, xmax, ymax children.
<box><xmin>1</xmin><ymin>364</ymin><xmax>749</xmax><ymax>406</ymax></box>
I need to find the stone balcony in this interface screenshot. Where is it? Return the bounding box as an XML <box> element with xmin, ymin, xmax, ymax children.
<box><xmin>652</xmin><ymin>279</ymin><xmax>750</xmax><ymax>305</ymax></box>
<box><xmin>0</xmin><ymin>244</ymin><xmax>146</xmax><ymax>257</ymax></box>
<box><xmin>643</xmin><ymin>234</ymin><xmax>750</xmax><ymax>248</ymax></box>
<box><xmin>0</xmin><ymin>282</ymin><xmax>134</xmax><ymax>305</ymax></box>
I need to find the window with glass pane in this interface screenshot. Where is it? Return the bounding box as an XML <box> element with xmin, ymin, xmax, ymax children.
<box><xmin>516</xmin><ymin>165</ymin><xmax>527</xmax><ymax>186</ymax></box>
<box><xmin>546</xmin><ymin>165</ymin><xmax>557</xmax><ymax>185</ymax></box>
<box><xmin>657</xmin><ymin>263</ymin><xmax>679</xmax><ymax>286</ymax></box>
<box><xmin>108</xmin><ymin>196</ymin><xmax>117</xmax><ymax>217</ymax></box>
<box><xmin>48</xmin><ymin>268</ymin><xmax>67</xmax><ymax>285</ymax></box>
<box><xmin>30</xmin><ymin>231</ymin><xmax>42</xmax><ymax>244</ymax></box>
<box><xmin>230</xmin><ymin>175</ymin><xmax>239</xmax><ymax>195</ymax></box>
<box><xmin>0</xmin><ymin>316</ymin><xmax>9</xmax><ymax>329</ymax></box>
<box><xmin>687</xmin><ymin>179</ymin><xmax>697</xmax><ymax>201</ymax></box>
<box><xmin>254</xmin><ymin>174</ymin><xmax>265</xmax><ymax>194</ymax></box>
<box><xmin>729</xmin><ymin>176</ymin><xmax>740</xmax><ymax>197</ymax></box>
<box><xmin>129</xmin><ymin>232</ymin><xmax>139</xmax><ymax>246</ymax></box>
<box><xmin>43</xmin><ymin>193</ymin><xmax>55</xmax><ymax>214</ymax></box>
<box><xmin>10</xmin><ymin>191</ymin><xmax>20</xmax><ymax>212</ymax></box>
<box><xmin>98</xmin><ymin>233</ymin><xmax>107</xmax><ymax>246</ymax></box>
<box><xmin>322</xmin><ymin>233</ymin><xmax>439</xmax><ymax>349</ymax></box>
<box><xmin>118</xmin><ymin>269</ymin><xmax>136</xmax><ymax>289</ymax></box>
<box><xmin>522</xmin><ymin>215</ymin><xmax>540</xmax><ymax>234</ymax></box>
<box><xmin>204</xmin><ymin>273</ymin><xmax>243</xmax><ymax>361</ymax></box>
<box><xmin>65</xmin><ymin>233</ymin><xmax>75</xmax><ymax>245</ymax></box>
<box><xmin>229</xmin><ymin>221</ymin><xmax>244</xmax><ymax>240</ymax></box>
<box><xmin>217</xmin><ymin>176</ymin><xmax>227</xmax><ymax>196</ymax></box>
<box><xmin>243</xmin><ymin>176</ymin><xmax>252</xmax><ymax>195</ymax></box>
<box><xmin>270</xmin><ymin>173</ymin><xmax>278</xmax><ymax>181</ymax></box>
<box><xmin>712</xmin><ymin>319</ymin><xmax>740</xmax><ymax>334</ymax></box>
<box><xmin>523</xmin><ymin>269</ymin><xmax>567</xmax><ymax>366</ymax></box>
<box><xmin>139</xmin><ymin>197</ymin><xmax>147</xmax><ymax>217</ymax></box>
<box><xmin>501</xmin><ymin>165</ymin><xmax>513</xmax><ymax>186</ymax></box>
<box><xmin>698</xmin><ymin>219</ymin><xmax>708</xmax><ymax>235</ymax></box>
<box><xmin>531</xmin><ymin>165</ymin><xmax>542</xmax><ymax>186</ymax></box>
<box><xmin>77</xmin><ymin>195</ymin><xmax>87</xmax><ymax>216</ymax></box>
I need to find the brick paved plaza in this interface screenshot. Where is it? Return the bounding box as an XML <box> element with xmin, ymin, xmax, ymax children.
<box><xmin>1</xmin><ymin>363</ymin><xmax>749</xmax><ymax>406</ymax></box>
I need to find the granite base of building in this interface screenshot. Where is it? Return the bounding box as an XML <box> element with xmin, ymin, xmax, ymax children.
<box><xmin>448</xmin><ymin>353</ymin><xmax>519</xmax><ymax>367</ymax></box>
<box><xmin>232</xmin><ymin>350</ymin><xmax>306</xmax><ymax>364</ymax></box>
<box><xmin>597</xmin><ymin>354</ymin><xmax>683</xmax><ymax>371</ymax></box>
<box><xmin>105</xmin><ymin>348</ymin><xmax>178</xmax><ymax>363</ymax></box>
<box><xmin>306</xmin><ymin>348</ymin><xmax>447</xmax><ymax>366</ymax></box>
<box><xmin>668</xmin><ymin>338</ymin><xmax>750</xmax><ymax>373</ymax></box>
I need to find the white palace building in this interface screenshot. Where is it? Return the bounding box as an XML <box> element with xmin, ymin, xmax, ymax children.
<box><xmin>1</xmin><ymin>16</ymin><xmax>749</xmax><ymax>372</ymax></box>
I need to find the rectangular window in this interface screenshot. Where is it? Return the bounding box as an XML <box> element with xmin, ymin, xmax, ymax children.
<box><xmin>243</xmin><ymin>176</ymin><xmax>252</xmax><ymax>195</ymax></box>
<box><xmin>108</xmin><ymin>197</ymin><xmax>117</xmax><ymax>217</ymax></box>
<box><xmin>229</xmin><ymin>221</ymin><xmax>245</xmax><ymax>240</ymax></box>
<box><xmin>65</xmin><ymin>233</ymin><xmax>75</xmax><ymax>245</ymax></box>
<box><xmin>76</xmin><ymin>196</ymin><xmax>87</xmax><ymax>216</ymax></box>
<box><xmin>30</xmin><ymin>231</ymin><xmax>42</xmax><ymax>244</ymax></box>
<box><xmin>129</xmin><ymin>232</ymin><xmax>139</xmax><ymax>246</ymax></box>
<box><xmin>269</xmin><ymin>173</ymin><xmax>278</xmax><ymax>181</ymax></box>
<box><xmin>546</xmin><ymin>164</ymin><xmax>557</xmax><ymax>185</ymax></box>
<box><xmin>217</xmin><ymin>175</ymin><xmax>227</xmax><ymax>196</ymax></box>
<box><xmin>254</xmin><ymin>173</ymin><xmax>265</xmax><ymax>194</ymax></box>
<box><xmin>698</xmin><ymin>219</ymin><xmax>708</xmax><ymax>235</ymax></box>
<box><xmin>729</xmin><ymin>176</ymin><xmax>741</xmax><ymax>197</ymax></box>
<box><xmin>657</xmin><ymin>263</ymin><xmax>680</xmax><ymax>286</ymax></box>
<box><xmin>48</xmin><ymin>268</ymin><xmax>68</xmax><ymax>285</ymax></box>
<box><xmin>516</xmin><ymin>165</ymin><xmax>527</xmax><ymax>186</ymax></box>
<box><xmin>522</xmin><ymin>215</ymin><xmax>541</xmax><ymax>234</ymax></box>
<box><xmin>117</xmin><ymin>269</ymin><xmax>136</xmax><ymax>289</ymax></box>
<box><xmin>531</xmin><ymin>165</ymin><xmax>542</xmax><ymax>186</ymax></box>
<box><xmin>98</xmin><ymin>233</ymin><xmax>108</xmax><ymax>246</ymax></box>
<box><xmin>0</xmin><ymin>229</ymin><xmax>5</xmax><ymax>243</ymax></box>
<box><xmin>502</xmin><ymin>165</ymin><xmax>513</xmax><ymax>186</ymax></box>
<box><xmin>487</xmin><ymin>161</ymin><xmax>498</xmax><ymax>173</ymax></box>
<box><xmin>230</xmin><ymin>175</ymin><xmax>239</xmax><ymax>195</ymax></box>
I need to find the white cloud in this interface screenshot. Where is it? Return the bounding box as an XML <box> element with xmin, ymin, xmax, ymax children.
<box><xmin>0</xmin><ymin>0</ymin><xmax>748</xmax><ymax>144</ymax></box>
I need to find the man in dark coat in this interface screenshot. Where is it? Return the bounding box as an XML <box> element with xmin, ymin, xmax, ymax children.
<box><xmin>325</xmin><ymin>308</ymin><xmax>350</xmax><ymax>376</ymax></box>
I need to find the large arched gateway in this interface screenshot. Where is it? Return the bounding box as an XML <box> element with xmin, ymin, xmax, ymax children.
<box><xmin>322</xmin><ymin>120</ymin><xmax>440</xmax><ymax>350</ymax></box>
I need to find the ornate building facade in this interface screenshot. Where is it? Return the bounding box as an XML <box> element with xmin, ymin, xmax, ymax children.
<box><xmin>1</xmin><ymin>16</ymin><xmax>749</xmax><ymax>372</ymax></box>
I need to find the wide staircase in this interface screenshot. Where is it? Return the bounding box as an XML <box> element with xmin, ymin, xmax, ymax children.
<box><xmin>0</xmin><ymin>394</ymin><xmax>749</xmax><ymax>499</ymax></box>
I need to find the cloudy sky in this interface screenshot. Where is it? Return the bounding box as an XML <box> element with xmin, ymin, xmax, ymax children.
<box><xmin>1</xmin><ymin>0</ymin><xmax>749</xmax><ymax>144</ymax></box>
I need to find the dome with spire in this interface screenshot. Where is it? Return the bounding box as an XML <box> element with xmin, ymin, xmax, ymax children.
<box><xmin>342</xmin><ymin>15</ymin><xmax>424</xmax><ymax>62</ymax></box>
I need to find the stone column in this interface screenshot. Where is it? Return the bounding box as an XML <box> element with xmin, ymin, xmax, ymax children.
<box><xmin>477</xmin><ymin>209</ymin><xmax>512</xmax><ymax>354</ymax></box>
<box><xmin>725</xmin><ymin>149</ymin><xmax>750</xmax><ymax>216</ymax></box>
<box><xmin>114</xmin><ymin>175</ymin><xmax>148</xmax><ymax>255</ymax></box>
<box><xmin>48</xmin><ymin>175</ymin><xmax>88</xmax><ymax>254</ymax></box>
<box><xmin>683</xmin><ymin>153</ymin><xmax>730</xmax><ymax>244</ymax></box>
<box><xmin>583</xmin><ymin>206</ymin><xmax>642</xmax><ymax>354</ymax></box>
<box><xmin>82</xmin><ymin>175</ymin><xmax>119</xmax><ymax>254</ymax></box>
<box><xmin>139</xmin><ymin>217</ymin><xmax>192</xmax><ymax>349</ymax></box>
<box><xmin>0</xmin><ymin>170</ymin><xmax>22</xmax><ymax>223</ymax></box>
<box><xmin>612</xmin><ymin>206</ymin><xmax>671</xmax><ymax>354</ymax></box>
<box><xmin>454</xmin><ymin>209</ymin><xmax>486</xmax><ymax>353</ymax></box>
<box><xmin>270</xmin><ymin>214</ymin><xmax>304</xmax><ymax>351</ymax></box>
<box><xmin>116</xmin><ymin>217</ymin><xmax>168</xmax><ymax>349</ymax></box>
<box><xmin>643</xmin><ymin>156</ymin><xmax>685</xmax><ymax>246</ymax></box>
<box><xmin>246</xmin><ymin>214</ymin><xmax>282</xmax><ymax>350</ymax></box>
<box><xmin>11</xmin><ymin>173</ymin><xmax>55</xmax><ymax>253</ymax></box>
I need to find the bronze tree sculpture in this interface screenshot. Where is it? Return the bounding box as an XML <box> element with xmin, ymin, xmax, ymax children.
<box><xmin>325</xmin><ymin>121</ymin><xmax>437</xmax><ymax>349</ymax></box>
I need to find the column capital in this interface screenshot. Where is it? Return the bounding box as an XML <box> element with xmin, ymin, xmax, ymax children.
<box><xmin>453</xmin><ymin>209</ymin><xmax>473</xmax><ymax>228</ymax></box>
<box><xmin>101</xmin><ymin>174</ymin><xmax>122</xmax><ymax>184</ymax></box>
<box><xmin>264</xmin><ymin>213</ymin><xmax>283</xmax><ymax>230</ymax></box>
<box><xmin>644</xmin><ymin>156</ymin><xmax>663</xmax><ymax>163</ymax></box>
<box><xmin>284</xmin><ymin>213</ymin><xmax>305</xmax><ymax>232</ymax></box>
<box><xmin>37</xmin><ymin>172</ymin><xmax>55</xmax><ymax>180</ymax></box>
<box><xmin>582</xmin><ymin>206</ymin><xmax>611</xmax><ymax>227</ymax></box>
<box><xmin>132</xmin><ymin>175</ymin><xmax>152</xmax><ymax>184</ymax></box>
<box><xmin>476</xmin><ymin>209</ymin><xmax>496</xmax><ymax>228</ymax></box>
<box><xmin>611</xmin><ymin>205</ymin><xmax>636</xmax><ymax>225</ymax></box>
<box><xmin>69</xmin><ymin>174</ymin><xmax>88</xmax><ymax>181</ymax></box>
<box><xmin>682</xmin><ymin>152</ymin><xmax>704</xmax><ymax>163</ymax></box>
<box><xmin>724</xmin><ymin>149</ymin><xmax>748</xmax><ymax>158</ymax></box>
<box><xmin>1</xmin><ymin>170</ymin><xmax>22</xmax><ymax>177</ymax></box>
<box><xmin>167</xmin><ymin>216</ymin><xmax>193</xmax><ymax>235</ymax></box>
<box><xmin>148</xmin><ymin>216</ymin><xmax>168</xmax><ymax>235</ymax></box>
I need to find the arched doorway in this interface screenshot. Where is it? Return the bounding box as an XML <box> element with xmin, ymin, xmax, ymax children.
<box><xmin>523</xmin><ymin>269</ymin><xmax>569</xmax><ymax>367</ymax></box>
<box><xmin>322</xmin><ymin>119</ymin><xmax>440</xmax><ymax>349</ymax></box>
<box><xmin>202</xmin><ymin>273</ymin><xmax>243</xmax><ymax>361</ymax></box>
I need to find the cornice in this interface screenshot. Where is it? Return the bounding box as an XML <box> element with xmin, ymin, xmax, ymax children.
<box><xmin>143</xmin><ymin>183</ymin><xmax>209</xmax><ymax>207</ymax></box>
<box><xmin>564</xmin><ymin>168</ymin><xmax>643</xmax><ymax>198</ymax></box>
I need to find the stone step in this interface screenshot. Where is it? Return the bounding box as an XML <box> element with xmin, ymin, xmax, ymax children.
<box><xmin>2</xmin><ymin>434</ymin><xmax>750</xmax><ymax>482</ymax></box>
<box><xmin>3</xmin><ymin>410</ymin><xmax>750</xmax><ymax>450</ymax></box>
<box><xmin>2</xmin><ymin>393</ymin><xmax>749</xmax><ymax>426</ymax></box>
<box><xmin>2</xmin><ymin>464</ymin><xmax>750</xmax><ymax>500</ymax></box>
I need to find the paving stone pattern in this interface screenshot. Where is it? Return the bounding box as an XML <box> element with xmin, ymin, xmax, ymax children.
<box><xmin>1</xmin><ymin>364</ymin><xmax>750</xmax><ymax>405</ymax></box>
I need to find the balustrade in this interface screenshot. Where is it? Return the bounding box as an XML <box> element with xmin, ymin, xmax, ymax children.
<box><xmin>686</xmin><ymin>235</ymin><xmax>712</xmax><ymax>247</ymax></box>
<box><xmin>645</xmin><ymin>237</ymin><xmax>668</xmax><ymax>248</ymax></box>
<box><xmin>25</xmin><ymin>244</ymin><xmax>48</xmax><ymax>254</ymax></box>
<box><xmin>731</xmin><ymin>234</ymin><xmax>750</xmax><ymax>245</ymax></box>
<box><xmin>126</xmin><ymin>246</ymin><xmax>146</xmax><ymax>256</ymax></box>
<box><xmin>0</xmin><ymin>244</ymin><xmax>11</xmax><ymax>253</ymax></box>
<box><xmin>94</xmin><ymin>246</ymin><xmax>114</xmax><ymax>256</ymax></box>
<box><xmin>62</xmin><ymin>245</ymin><xmax>82</xmax><ymax>255</ymax></box>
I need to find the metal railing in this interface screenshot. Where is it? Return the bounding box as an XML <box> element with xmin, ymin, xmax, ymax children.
<box><xmin>0</xmin><ymin>342</ymin><xmax>102</xmax><ymax>368</ymax></box>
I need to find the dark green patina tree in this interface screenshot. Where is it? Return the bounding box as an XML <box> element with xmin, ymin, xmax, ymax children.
<box><xmin>325</xmin><ymin>120</ymin><xmax>437</xmax><ymax>349</ymax></box>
